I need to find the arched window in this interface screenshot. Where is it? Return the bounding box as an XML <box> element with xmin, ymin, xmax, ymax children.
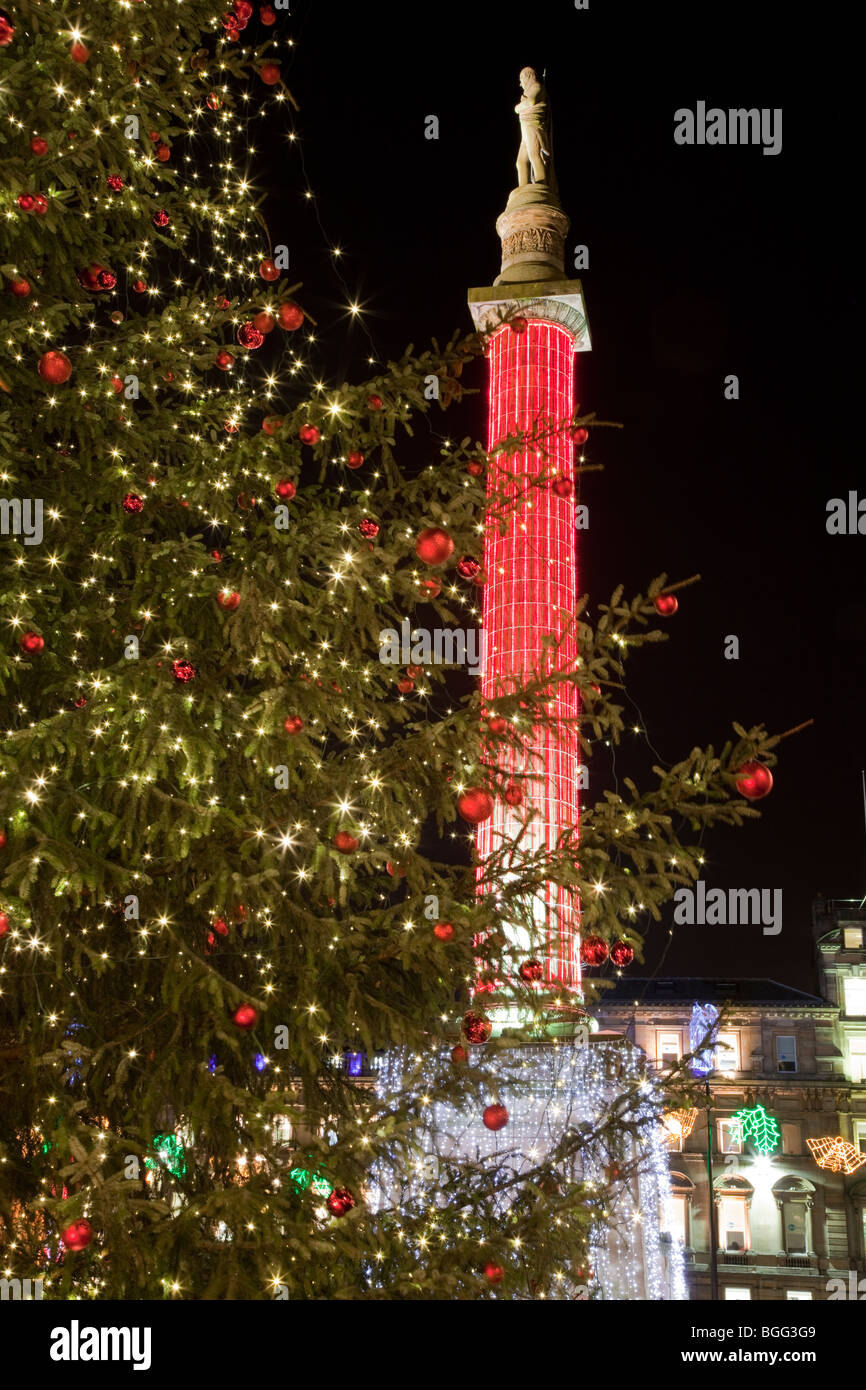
<box><xmin>772</xmin><ymin>1176</ymin><xmax>815</xmax><ymax>1258</ymax></box>
<box><xmin>713</xmin><ymin>1174</ymin><xmax>754</xmax><ymax>1252</ymax></box>
<box><xmin>664</xmin><ymin>1172</ymin><xmax>695</xmax><ymax>1248</ymax></box>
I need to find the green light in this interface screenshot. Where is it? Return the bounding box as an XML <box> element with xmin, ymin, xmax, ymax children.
<box><xmin>145</xmin><ymin>1133</ymin><xmax>187</xmax><ymax>1179</ymax></box>
<box><xmin>732</xmin><ymin>1103</ymin><xmax>781</xmax><ymax>1157</ymax></box>
<box><xmin>289</xmin><ymin>1166</ymin><xmax>333</xmax><ymax>1197</ymax></box>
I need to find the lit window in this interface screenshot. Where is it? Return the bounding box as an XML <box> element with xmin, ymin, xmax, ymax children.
<box><xmin>666</xmin><ymin>1196</ymin><xmax>688</xmax><ymax>1246</ymax></box>
<box><xmin>843</xmin><ymin>978</ymin><xmax>866</xmax><ymax>1016</ymax></box>
<box><xmin>719</xmin><ymin>1119</ymin><xmax>742</xmax><ymax>1154</ymax></box>
<box><xmin>719</xmin><ymin>1195</ymin><xmax>749</xmax><ymax>1251</ymax></box>
<box><xmin>781</xmin><ymin>1123</ymin><xmax>802</xmax><ymax>1155</ymax></box>
<box><xmin>724</xmin><ymin>1286</ymin><xmax>751</xmax><ymax>1300</ymax></box>
<box><xmin>848</xmin><ymin>1038</ymin><xmax>866</xmax><ymax>1083</ymax></box>
<box><xmin>658</xmin><ymin>1032</ymin><xmax>681</xmax><ymax>1066</ymax></box>
<box><xmin>776</xmin><ymin>1035</ymin><xmax>797</xmax><ymax>1073</ymax></box>
<box><xmin>715</xmin><ymin>1032</ymin><xmax>739</xmax><ymax>1071</ymax></box>
<box><xmin>786</xmin><ymin>1290</ymin><xmax>812</xmax><ymax>1300</ymax></box>
<box><xmin>855</xmin><ymin>1121</ymin><xmax>866</xmax><ymax>1155</ymax></box>
<box><xmin>843</xmin><ymin>927</ymin><xmax>864</xmax><ymax>950</ymax></box>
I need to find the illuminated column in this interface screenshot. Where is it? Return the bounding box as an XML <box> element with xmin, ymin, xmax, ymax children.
<box><xmin>468</xmin><ymin>161</ymin><xmax>590</xmax><ymax>992</ymax></box>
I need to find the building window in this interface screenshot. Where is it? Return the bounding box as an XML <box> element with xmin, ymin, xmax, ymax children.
<box><xmin>781</xmin><ymin>1201</ymin><xmax>807</xmax><ymax>1254</ymax></box>
<box><xmin>724</xmin><ymin>1286</ymin><xmax>751</xmax><ymax>1300</ymax></box>
<box><xmin>719</xmin><ymin>1118</ymin><xmax>743</xmax><ymax>1154</ymax></box>
<box><xmin>843</xmin><ymin>927</ymin><xmax>864</xmax><ymax>950</ymax></box>
<box><xmin>843</xmin><ymin>978</ymin><xmax>866</xmax><ymax>1017</ymax></box>
<box><xmin>775</xmin><ymin>1035</ymin><xmax>797</xmax><ymax>1073</ymax></box>
<box><xmin>716</xmin><ymin>1032</ymin><xmax>739</xmax><ymax>1071</ymax></box>
<box><xmin>848</xmin><ymin>1039</ymin><xmax>866</xmax><ymax>1083</ymax></box>
<box><xmin>658</xmin><ymin>1032</ymin><xmax>681</xmax><ymax>1066</ymax></box>
<box><xmin>719</xmin><ymin>1195</ymin><xmax>749</xmax><ymax>1251</ymax></box>
<box><xmin>667</xmin><ymin>1196</ymin><xmax>688</xmax><ymax>1246</ymax></box>
<box><xmin>781</xmin><ymin>1123</ymin><xmax>802</xmax><ymax>1155</ymax></box>
<box><xmin>272</xmin><ymin>1116</ymin><xmax>292</xmax><ymax>1144</ymax></box>
<box><xmin>855</xmin><ymin>1121</ymin><xmax>866</xmax><ymax>1155</ymax></box>
<box><xmin>786</xmin><ymin>1290</ymin><xmax>812</xmax><ymax>1300</ymax></box>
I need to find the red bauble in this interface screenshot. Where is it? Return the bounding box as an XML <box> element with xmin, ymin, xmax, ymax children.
<box><xmin>416</xmin><ymin>526</ymin><xmax>454</xmax><ymax>566</ymax></box>
<box><xmin>334</xmin><ymin>831</ymin><xmax>359</xmax><ymax>854</ymax></box>
<box><xmin>259</xmin><ymin>62</ymin><xmax>281</xmax><ymax>85</ymax></box>
<box><xmin>277</xmin><ymin>301</ymin><xmax>304</xmax><ymax>330</ymax></box>
<box><xmin>654</xmin><ymin>593</ymin><xmax>678</xmax><ymax>617</ymax></box>
<box><xmin>367</xmin><ymin>393</ymin><xmax>384</xmax><ymax>411</ymax></box>
<box><xmin>38</xmin><ymin>350</ymin><xmax>72</xmax><ymax>385</ymax></box>
<box><xmin>262</xmin><ymin>416</ymin><xmax>283</xmax><ymax>436</ymax></box>
<box><xmin>253</xmin><ymin>310</ymin><xmax>276</xmax><ymax>334</ymax></box>
<box><xmin>420</xmin><ymin>577</ymin><xmax>441</xmax><ymax>597</ymax></box>
<box><xmin>610</xmin><ymin>940</ymin><xmax>635</xmax><ymax>968</ymax></box>
<box><xmin>97</xmin><ymin>268</ymin><xmax>117</xmax><ymax>289</ymax></box>
<box><xmin>61</xmin><ymin>1219</ymin><xmax>94</xmax><ymax>1251</ymax></box>
<box><xmin>110</xmin><ymin>376</ymin><xmax>123</xmax><ymax>394</ymax></box>
<box><xmin>457</xmin><ymin>787</ymin><xmax>494</xmax><ymax>825</ymax></box>
<box><xmin>346</xmin><ymin>450</ymin><xmax>364</xmax><ymax>469</ymax></box>
<box><xmin>9</xmin><ymin>278</ymin><xmax>31</xmax><ymax>297</ymax></box>
<box><xmin>284</xmin><ymin>716</ymin><xmax>303</xmax><ymax>735</ymax></box>
<box><xmin>735</xmin><ymin>761</ymin><xmax>774</xmax><ymax>801</ymax></box>
<box><xmin>299</xmin><ymin>424</ymin><xmax>320</xmax><ymax>445</ymax></box>
<box><xmin>466</xmin><ymin>460</ymin><xmax>484</xmax><ymax>476</ymax></box>
<box><xmin>234</xmin><ymin>0</ymin><xmax>254</xmax><ymax>19</ymax></box>
<box><xmin>359</xmin><ymin>518</ymin><xmax>379</xmax><ymax>539</ymax></box>
<box><xmin>213</xmin><ymin>916</ymin><xmax>230</xmax><ymax>937</ymax></box>
<box><xmin>17</xmin><ymin>194</ymin><xmax>35</xmax><ymax>212</ymax></box>
<box><xmin>132</xmin><ymin>278</ymin><xmax>147</xmax><ymax>294</ymax></box>
<box><xmin>237</xmin><ymin>321</ymin><xmax>265</xmax><ymax>350</ymax></box>
<box><xmin>259</xmin><ymin>258</ymin><xmax>280</xmax><ymax>282</ymax></box>
<box><xmin>510</xmin><ymin>316</ymin><xmax>527</xmax><ymax>334</ymax></box>
<box><xmin>483</xmin><ymin>1103</ymin><xmax>508</xmax><ymax>1132</ymax></box>
<box><xmin>156</xmin><ymin>143</ymin><xmax>171</xmax><ymax>162</ymax></box>
<box><xmin>275</xmin><ymin>479</ymin><xmax>296</xmax><ymax>499</ymax></box>
<box><xmin>326</xmin><ymin>1187</ymin><xmax>356</xmax><ymax>1218</ymax></box>
<box><xmin>20</xmin><ymin>631</ymin><xmax>45</xmax><ymax>655</ymax></box>
<box><xmin>260</xmin><ymin>4</ymin><xmax>277</xmax><ymax>23</ymax></box>
<box><xmin>572</xmin><ymin>426</ymin><xmax>589</xmax><ymax>446</ymax></box>
<box><xmin>580</xmin><ymin>935</ymin><xmax>609</xmax><ymax>967</ymax></box>
<box><xmin>232</xmin><ymin>1004</ymin><xmax>258</xmax><ymax>1029</ymax></box>
<box><xmin>217</xmin><ymin>590</ymin><xmax>241</xmax><ymax>611</ymax></box>
<box><xmin>32</xmin><ymin>192</ymin><xmax>48</xmax><ymax>214</ymax></box>
<box><xmin>171</xmin><ymin>659</ymin><xmax>196</xmax><ymax>683</ymax></box>
<box><xmin>450</xmin><ymin>1043</ymin><xmax>467</xmax><ymax>1064</ymax></box>
<box><xmin>503</xmin><ymin>782</ymin><xmax>523</xmax><ymax>807</ymax></box>
<box><xmin>487</xmin><ymin>716</ymin><xmax>508</xmax><ymax>735</ymax></box>
<box><xmin>0</xmin><ymin>830</ymin><xmax>6</xmax><ymax>848</ymax></box>
<box><xmin>484</xmin><ymin>1262</ymin><xmax>505</xmax><ymax>1285</ymax></box>
<box><xmin>70</xmin><ymin>41</ymin><xmax>90</xmax><ymax>63</ymax></box>
<box><xmin>463</xmin><ymin>1011</ymin><xmax>492</xmax><ymax>1044</ymax></box>
<box><xmin>206</xmin><ymin>94</ymin><xmax>221</xmax><ymax>111</ymax></box>
<box><xmin>434</xmin><ymin>922</ymin><xmax>454</xmax><ymax>941</ymax></box>
<box><xmin>519</xmin><ymin>958</ymin><xmax>544</xmax><ymax>983</ymax></box>
<box><xmin>107</xmin><ymin>174</ymin><xmax>124</xmax><ymax>191</ymax></box>
<box><xmin>0</xmin><ymin>911</ymin><xmax>8</xmax><ymax>938</ymax></box>
<box><xmin>215</xmin><ymin>351</ymin><xmax>235</xmax><ymax>371</ymax></box>
<box><xmin>396</xmin><ymin>677</ymin><xmax>413</xmax><ymax>693</ymax></box>
<box><xmin>0</xmin><ymin>15</ymin><xmax>14</xmax><ymax>45</ymax></box>
<box><xmin>152</xmin><ymin>210</ymin><xmax>170</xmax><ymax>228</ymax></box>
<box><xmin>457</xmin><ymin>555</ymin><xmax>480</xmax><ymax>579</ymax></box>
<box><xmin>122</xmin><ymin>493</ymin><xmax>144</xmax><ymax>513</ymax></box>
<box><xmin>406</xmin><ymin>665</ymin><xmax>422</xmax><ymax>678</ymax></box>
<box><xmin>552</xmin><ymin>475</ymin><xmax>574</xmax><ymax>498</ymax></box>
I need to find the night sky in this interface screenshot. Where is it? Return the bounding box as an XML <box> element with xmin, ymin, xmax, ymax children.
<box><xmin>263</xmin><ymin>1</ymin><xmax>861</xmax><ymax>995</ymax></box>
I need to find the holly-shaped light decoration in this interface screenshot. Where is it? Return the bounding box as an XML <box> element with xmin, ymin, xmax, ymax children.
<box><xmin>731</xmin><ymin>1102</ymin><xmax>781</xmax><ymax>1157</ymax></box>
<box><xmin>144</xmin><ymin>1133</ymin><xmax>187</xmax><ymax>1180</ymax></box>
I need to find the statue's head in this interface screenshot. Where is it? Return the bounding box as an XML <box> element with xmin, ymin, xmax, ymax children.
<box><xmin>519</xmin><ymin>67</ymin><xmax>537</xmax><ymax>91</ymax></box>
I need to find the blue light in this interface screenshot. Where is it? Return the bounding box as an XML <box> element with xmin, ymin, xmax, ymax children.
<box><xmin>254</xmin><ymin>1053</ymin><xmax>266</xmax><ymax>1073</ymax></box>
<box><xmin>347</xmin><ymin>1051</ymin><xmax>365</xmax><ymax>1076</ymax></box>
<box><xmin>689</xmin><ymin>1003</ymin><xmax>719</xmax><ymax>1076</ymax></box>
<box><xmin>208</xmin><ymin>1054</ymin><xmax>218</xmax><ymax>1074</ymax></box>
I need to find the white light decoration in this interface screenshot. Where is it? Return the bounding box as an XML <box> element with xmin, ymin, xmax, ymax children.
<box><xmin>372</xmin><ymin>1036</ymin><xmax>686</xmax><ymax>1300</ymax></box>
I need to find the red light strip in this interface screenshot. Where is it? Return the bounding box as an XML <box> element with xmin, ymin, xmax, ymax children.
<box><xmin>477</xmin><ymin>320</ymin><xmax>581</xmax><ymax>990</ymax></box>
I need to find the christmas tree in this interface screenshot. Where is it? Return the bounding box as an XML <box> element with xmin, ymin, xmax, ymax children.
<box><xmin>1</xmin><ymin>0</ymin><xmax>782</xmax><ymax>1300</ymax></box>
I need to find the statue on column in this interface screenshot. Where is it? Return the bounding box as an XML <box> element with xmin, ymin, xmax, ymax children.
<box><xmin>515</xmin><ymin>67</ymin><xmax>557</xmax><ymax>193</ymax></box>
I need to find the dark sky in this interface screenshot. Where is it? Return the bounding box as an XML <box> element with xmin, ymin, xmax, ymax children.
<box><xmin>264</xmin><ymin>1</ymin><xmax>861</xmax><ymax>995</ymax></box>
